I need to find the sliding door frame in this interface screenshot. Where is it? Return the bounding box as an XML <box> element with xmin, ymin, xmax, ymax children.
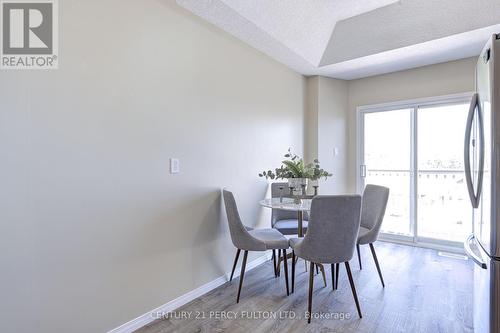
<box><xmin>356</xmin><ymin>92</ymin><xmax>474</xmax><ymax>251</ymax></box>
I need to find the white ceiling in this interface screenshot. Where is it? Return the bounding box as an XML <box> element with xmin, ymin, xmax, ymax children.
<box><xmin>177</xmin><ymin>0</ymin><xmax>500</xmax><ymax>80</ymax></box>
<box><xmin>217</xmin><ymin>0</ymin><xmax>398</xmax><ymax>67</ymax></box>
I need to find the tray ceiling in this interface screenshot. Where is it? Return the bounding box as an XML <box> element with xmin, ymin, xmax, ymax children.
<box><xmin>177</xmin><ymin>0</ymin><xmax>500</xmax><ymax>79</ymax></box>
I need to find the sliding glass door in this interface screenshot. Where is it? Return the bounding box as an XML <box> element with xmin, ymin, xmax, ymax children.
<box><xmin>358</xmin><ymin>96</ymin><xmax>473</xmax><ymax>247</ymax></box>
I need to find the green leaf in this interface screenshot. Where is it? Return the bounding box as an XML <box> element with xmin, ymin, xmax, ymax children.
<box><xmin>282</xmin><ymin>160</ymin><xmax>302</xmax><ymax>177</ymax></box>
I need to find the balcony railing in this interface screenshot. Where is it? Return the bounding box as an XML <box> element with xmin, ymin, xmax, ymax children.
<box><xmin>365</xmin><ymin>169</ymin><xmax>472</xmax><ymax>242</ymax></box>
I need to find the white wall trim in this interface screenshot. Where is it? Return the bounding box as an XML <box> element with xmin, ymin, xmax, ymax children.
<box><xmin>107</xmin><ymin>252</ymin><xmax>272</xmax><ymax>333</ymax></box>
<box><xmin>356</xmin><ymin>91</ymin><xmax>474</xmax><ymax>113</ymax></box>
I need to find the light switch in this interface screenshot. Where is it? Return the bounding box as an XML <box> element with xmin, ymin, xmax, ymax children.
<box><xmin>170</xmin><ymin>158</ymin><xmax>180</xmax><ymax>174</ymax></box>
<box><xmin>333</xmin><ymin>147</ymin><xmax>339</xmax><ymax>156</ymax></box>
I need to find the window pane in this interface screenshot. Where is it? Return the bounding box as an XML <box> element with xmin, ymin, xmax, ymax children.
<box><xmin>364</xmin><ymin>109</ymin><xmax>412</xmax><ymax>236</ymax></box>
<box><xmin>417</xmin><ymin>103</ymin><xmax>472</xmax><ymax>242</ymax></box>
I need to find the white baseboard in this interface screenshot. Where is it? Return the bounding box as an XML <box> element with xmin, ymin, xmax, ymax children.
<box><xmin>107</xmin><ymin>251</ymin><xmax>272</xmax><ymax>333</ymax></box>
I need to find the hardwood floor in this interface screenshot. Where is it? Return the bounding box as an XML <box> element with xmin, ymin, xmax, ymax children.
<box><xmin>137</xmin><ymin>242</ymin><xmax>473</xmax><ymax>333</ymax></box>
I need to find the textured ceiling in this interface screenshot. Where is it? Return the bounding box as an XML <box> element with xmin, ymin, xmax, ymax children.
<box><xmin>177</xmin><ymin>0</ymin><xmax>500</xmax><ymax>79</ymax></box>
<box><xmin>218</xmin><ymin>0</ymin><xmax>398</xmax><ymax>66</ymax></box>
<box><xmin>321</xmin><ymin>0</ymin><xmax>500</xmax><ymax>66</ymax></box>
<box><xmin>319</xmin><ymin>24</ymin><xmax>500</xmax><ymax>79</ymax></box>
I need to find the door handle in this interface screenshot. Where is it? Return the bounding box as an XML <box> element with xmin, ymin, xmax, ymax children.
<box><xmin>464</xmin><ymin>234</ymin><xmax>487</xmax><ymax>269</ymax></box>
<box><xmin>464</xmin><ymin>93</ymin><xmax>483</xmax><ymax>208</ymax></box>
<box><xmin>360</xmin><ymin>165</ymin><xmax>366</xmax><ymax>178</ymax></box>
<box><xmin>476</xmin><ymin>94</ymin><xmax>485</xmax><ymax>207</ymax></box>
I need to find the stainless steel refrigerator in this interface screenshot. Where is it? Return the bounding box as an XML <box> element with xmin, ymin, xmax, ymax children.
<box><xmin>464</xmin><ymin>34</ymin><xmax>500</xmax><ymax>333</ymax></box>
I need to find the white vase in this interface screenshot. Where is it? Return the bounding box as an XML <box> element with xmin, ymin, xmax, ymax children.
<box><xmin>288</xmin><ymin>178</ymin><xmax>308</xmax><ymax>196</ymax></box>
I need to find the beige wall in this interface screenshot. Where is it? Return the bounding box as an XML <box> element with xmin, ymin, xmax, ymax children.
<box><xmin>317</xmin><ymin>77</ymin><xmax>349</xmax><ymax>194</ymax></box>
<box><xmin>346</xmin><ymin>57</ymin><xmax>477</xmax><ymax>191</ymax></box>
<box><xmin>304</xmin><ymin>77</ymin><xmax>318</xmax><ymax>164</ymax></box>
<box><xmin>0</xmin><ymin>1</ymin><xmax>305</xmax><ymax>332</ymax></box>
<box><xmin>303</xmin><ymin>76</ymin><xmax>349</xmax><ymax>195</ymax></box>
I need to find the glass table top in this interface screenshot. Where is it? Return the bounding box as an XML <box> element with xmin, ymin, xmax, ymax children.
<box><xmin>259</xmin><ymin>198</ymin><xmax>311</xmax><ymax>211</ymax></box>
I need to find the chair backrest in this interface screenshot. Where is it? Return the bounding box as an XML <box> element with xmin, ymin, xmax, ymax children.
<box><xmin>271</xmin><ymin>182</ymin><xmax>309</xmax><ymax>224</ymax></box>
<box><xmin>271</xmin><ymin>182</ymin><xmax>298</xmax><ymax>224</ymax></box>
<box><xmin>360</xmin><ymin>184</ymin><xmax>390</xmax><ymax>233</ymax></box>
<box><xmin>222</xmin><ymin>189</ymin><xmax>266</xmax><ymax>251</ymax></box>
<box><xmin>298</xmin><ymin>195</ymin><xmax>361</xmax><ymax>264</ymax></box>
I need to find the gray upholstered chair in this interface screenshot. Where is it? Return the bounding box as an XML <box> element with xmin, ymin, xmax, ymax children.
<box><xmin>355</xmin><ymin>184</ymin><xmax>389</xmax><ymax>287</ymax></box>
<box><xmin>271</xmin><ymin>182</ymin><xmax>309</xmax><ymax>235</ymax></box>
<box><xmin>222</xmin><ymin>189</ymin><xmax>290</xmax><ymax>303</ymax></box>
<box><xmin>270</xmin><ymin>182</ymin><xmax>310</xmax><ymax>276</ymax></box>
<box><xmin>290</xmin><ymin>195</ymin><xmax>362</xmax><ymax>323</ymax></box>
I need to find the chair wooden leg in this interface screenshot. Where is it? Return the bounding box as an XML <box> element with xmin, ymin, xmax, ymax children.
<box><xmin>335</xmin><ymin>263</ymin><xmax>339</xmax><ymax>290</ymax></box>
<box><xmin>229</xmin><ymin>249</ymin><xmax>241</xmax><ymax>282</ymax></box>
<box><xmin>345</xmin><ymin>261</ymin><xmax>362</xmax><ymax>318</ymax></box>
<box><xmin>331</xmin><ymin>264</ymin><xmax>335</xmax><ymax>291</ymax></box>
<box><xmin>307</xmin><ymin>261</ymin><xmax>314</xmax><ymax>324</ymax></box>
<box><xmin>236</xmin><ymin>251</ymin><xmax>248</xmax><ymax>303</ymax></box>
<box><xmin>369</xmin><ymin>243</ymin><xmax>385</xmax><ymax>287</ymax></box>
<box><xmin>272</xmin><ymin>249</ymin><xmax>277</xmax><ymax>278</ymax></box>
<box><xmin>282</xmin><ymin>249</ymin><xmax>289</xmax><ymax>296</ymax></box>
<box><xmin>356</xmin><ymin>244</ymin><xmax>362</xmax><ymax>270</ymax></box>
<box><xmin>291</xmin><ymin>251</ymin><xmax>296</xmax><ymax>294</ymax></box>
<box><xmin>319</xmin><ymin>264</ymin><xmax>327</xmax><ymax>287</ymax></box>
<box><xmin>276</xmin><ymin>253</ymin><xmax>281</xmax><ymax>277</ymax></box>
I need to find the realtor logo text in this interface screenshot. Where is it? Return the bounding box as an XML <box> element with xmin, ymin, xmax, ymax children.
<box><xmin>1</xmin><ymin>0</ymin><xmax>58</xmax><ymax>69</ymax></box>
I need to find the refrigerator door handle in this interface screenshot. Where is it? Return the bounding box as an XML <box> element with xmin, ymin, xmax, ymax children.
<box><xmin>464</xmin><ymin>234</ymin><xmax>487</xmax><ymax>269</ymax></box>
<box><xmin>464</xmin><ymin>93</ymin><xmax>484</xmax><ymax>208</ymax></box>
<box><xmin>476</xmin><ymin>93</ymin><xmax>485</xmax><ymax>206</ymax></box>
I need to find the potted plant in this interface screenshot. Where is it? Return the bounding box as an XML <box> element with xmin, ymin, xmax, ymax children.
<box><xmin>259</xmin><ymin>148</ymin><xmax>332</xmax><ymax>196</ymax></box>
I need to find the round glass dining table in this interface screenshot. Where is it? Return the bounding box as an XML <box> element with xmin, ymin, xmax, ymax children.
<box><xmin>259</xmin><ymin>197</ymin><xmax>327</xmax><ymax>285</ymax></box>
<box><xmin>259</xmin><ymin>198</ymin><xmax>311</xmax><ymax>237</ymax></box>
